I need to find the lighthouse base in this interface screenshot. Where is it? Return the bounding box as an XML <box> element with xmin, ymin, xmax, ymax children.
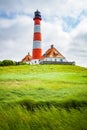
<box><xmin>31</xmin><ymin>59</ymin><xmax>41</xmax><ymax>64</ymax></box>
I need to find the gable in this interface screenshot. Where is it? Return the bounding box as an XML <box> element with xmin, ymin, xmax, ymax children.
<box><xmin>41</xmin><ymin>45</ymin><xmax>65</xmax><ymax>60</ymax></box>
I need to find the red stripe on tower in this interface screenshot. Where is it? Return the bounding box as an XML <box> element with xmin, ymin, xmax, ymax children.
<box><xmin>32</xmin><ymin>10</ymin><xmax>42</xmax><ymax>60</ymax></box>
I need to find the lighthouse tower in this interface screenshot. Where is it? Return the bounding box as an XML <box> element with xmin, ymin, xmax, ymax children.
<box><xmin>32</xmin><ymin>10</ymin><xmax>42</xmax><ymax>64</ymax></box>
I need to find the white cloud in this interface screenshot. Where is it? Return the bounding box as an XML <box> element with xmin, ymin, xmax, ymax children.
<box><xmin>0</xmin><ymin>0</ymin><xmax>87</xmax><ymax>17</ymax></box>
<box><xmin>66</xmin><ymin>17</ymin><xmax>87</xmax><ymax>67</ymax></box>
<box><xmin>0</xmin><ymin>15</ymin><xmax>33</xmax><ymax>61</ymax></box>
<box><xmin>42</xmin><ymin>20</ymin><xmax>70</xmax><ymax>52</ymax></box>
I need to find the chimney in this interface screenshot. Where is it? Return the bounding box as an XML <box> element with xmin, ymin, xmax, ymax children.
<box><xmin>51</xmin><ymin>45</ymin><xmax>54</xmax><ymax>48</ymax></box>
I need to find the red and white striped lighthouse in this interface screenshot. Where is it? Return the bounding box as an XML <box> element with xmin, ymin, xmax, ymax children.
<box><xmin>32</xmin><ymin>10</ymin><xmax>42</xmax><ymax>63</ymax></box>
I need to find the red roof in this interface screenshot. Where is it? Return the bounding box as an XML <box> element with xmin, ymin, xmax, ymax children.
<box><xmin>22</xmin><ymin>53</ymin><xmax>32</xmax><ymax>62</ymax></box>
<box><xmin>41</xmin><ymin>45</ymin><xmax>65</xmax><ymax>60</ymax></box>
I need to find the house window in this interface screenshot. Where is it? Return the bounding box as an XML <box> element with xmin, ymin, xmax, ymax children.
<box><xmin>43</xmin><ymin>54</ymin><xmax>47</xmax><ymax>57</ymax></box>
<box><xmin>60</xmin><ymin>59</ymin><xmax>63</xmax><ymax>62</ymax></box>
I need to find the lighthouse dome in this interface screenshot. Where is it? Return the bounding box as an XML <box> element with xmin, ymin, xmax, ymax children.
<box><xmin>34</xmin><ymin>10</ymin><xmax>42</xmax><ymax>20</ymax></box>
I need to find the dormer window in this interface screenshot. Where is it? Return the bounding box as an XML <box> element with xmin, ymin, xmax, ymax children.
<box><xmin>54</xmin><ymin>51</ymin><xmax>58</xmax><ymax>56</ymax></box>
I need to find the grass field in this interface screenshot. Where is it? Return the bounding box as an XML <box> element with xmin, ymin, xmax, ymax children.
<box><xmin>0</xmin><ymin>65</ymin><xmax>87</xmax><ymax>130</ymax></box>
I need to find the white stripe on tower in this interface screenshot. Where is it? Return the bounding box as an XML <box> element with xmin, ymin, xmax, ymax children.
<box><xmin>34</xmin><ymin>25</ymin><xmax>41</xmax><ymax>32</ymax></box>
<box><xmin>33</xmin><ymin>41</ymin><xmax>41</xmax><ymax>49</ymax></box>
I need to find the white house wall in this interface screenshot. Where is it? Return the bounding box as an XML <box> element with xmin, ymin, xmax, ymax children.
<box><xmin>43</xmin><ymin>57</ymin><xmax>67</xmax><ymax>62</ymax></box>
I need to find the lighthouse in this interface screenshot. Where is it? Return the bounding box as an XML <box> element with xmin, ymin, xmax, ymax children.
<box><xmin>32</xmin><ymin>10</ymin><xmax>42</xmax><ymax>64</ymax></box>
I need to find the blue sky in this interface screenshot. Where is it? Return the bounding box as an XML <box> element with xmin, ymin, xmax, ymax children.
<box><xmin>0</xmin><ymin>0</ymin><xmax>87</xmax><ymax>67</ymax></box>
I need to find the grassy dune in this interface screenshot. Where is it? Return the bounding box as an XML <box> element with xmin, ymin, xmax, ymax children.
<box><xmin>0</xmin><ymin>65</ymin><xmax>87</xmax><ymax>130</ymax></box>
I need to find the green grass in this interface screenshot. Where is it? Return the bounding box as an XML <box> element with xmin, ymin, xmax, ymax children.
<box><xmin>0</xmin><ymin>65</ymin><xmax>87</xmax><ymax>130</ymax></box>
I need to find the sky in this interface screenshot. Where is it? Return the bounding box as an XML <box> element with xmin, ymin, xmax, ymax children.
<box><xmin>0</xmin><ymin>0</ymin><xmax>87</xmax><ymax>67</ymax></box>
